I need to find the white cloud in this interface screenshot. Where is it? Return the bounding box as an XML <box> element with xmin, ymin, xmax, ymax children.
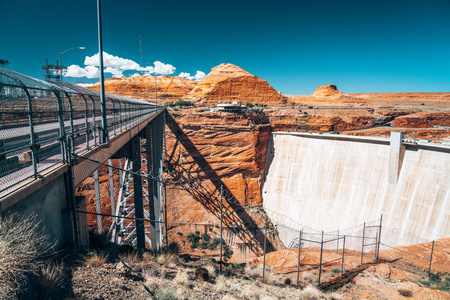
<box><xmin>76</xmin><ymin>83</ymin><xmax>94</xmax><ymax>88</ymax></box>
<box><xmin>85</xmin><ymin>52</ymin><xmax>140</xmax><ymax>70</ymax></box>
<box><xmin>194</xmin><ymin>71</ymin><xmax>206</xmax><ymax>81</ymax></box>
<box><xmin>65</xmin><ymin>65</ymin><xmax>100</xmax><ymax>79</ymax></box>
<box><xmin>65</xmin><ymin>51</ymin><xmax>177</xmax><ymax>79</ymax></box>
<box><xmin>105</xmin><ymin>67</ymin><xmax>123</xmax><ymax>78</ymax></box>
<box><xmin>140</xmin><ymin>61</ymin><xmax>175</xmax><ymax>75</ymax></box>
<box><xmin>178</xmin><ymin>70</ymin><xmax>206</xmax><ymax>81</ymax></box>
<box><xmin>179</xmin><ymin>72</ymin><xmax>194</xmax><ymax>80</ymax></box>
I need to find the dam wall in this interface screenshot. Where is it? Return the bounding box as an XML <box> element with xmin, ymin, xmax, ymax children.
<box><xmin>262</xmin><ymin>132</ymin><xmax>450</xmax><ymax>249</ymax></box>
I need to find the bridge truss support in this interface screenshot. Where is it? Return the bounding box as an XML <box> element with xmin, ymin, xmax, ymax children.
<box><xmin>104</xmin><ymin>112</ymin><xmax>165</xmax><ymax>251</ymax></box>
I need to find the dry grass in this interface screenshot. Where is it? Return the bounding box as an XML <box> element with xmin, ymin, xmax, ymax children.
<box><xmin>327</xmin><ymin>292</ymin><xmax>343</xmax><ymax>300</ymax></box>
<box><xmin>301</xmin><ymin>285</ymin><xmax>323</xmax><ymax>300</ymax></box>
<box><xmin>119</xmin><ymin>251</ymin><xmax>142</xmax><ymax>268</ymax></box>
<box><xmin>222</xmin><ymin>295</ymin><xmax>238</xmax><ymax>300</ymax></box>
<box><xmin>0</xmin><ymin>213</ymin><xmax>55</xmax><ymax>298</ymax></box>
<box><xmin>173</xmin><ymin>269</ymin><xmax>189</xmax><ymax>286</ymax></box>
<box><xmin>83</xmin><ymin>251</ymin><xmax>108</xmax><ymax>267</ymax></box>
<box><xmin>215</xmin><ymin>275</ymin><xmax>229</xmax><ymax>293</ymax></box>
<box><xmin>156</xmin><ymin>253</ymin><xmax>182</xmax><ymax>268</ymax></box>
<box><xmin>34</xmin><ymin>262</ymin><xmax>69</xmax><ymax>299</ymax></box>
<box><xmin>240</xmin><ymin>281</ymin><xmax>261</xmax><ymax>299</ymax></box>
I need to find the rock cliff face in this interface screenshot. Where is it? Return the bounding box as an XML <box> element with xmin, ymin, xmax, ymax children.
<box><xmin>164</xmin><ymin>110</ymin><xmax>280</xmax><ymax>258</ymax></box>
<box><xmin>185</xmin><ymin>63</ymin><xmax>287</xmax><ymax>106</ymax></box>
<box><xmin>89</xmin><ymin>76</ymin><xmax>197</xmax><ymax>104</ymax></box>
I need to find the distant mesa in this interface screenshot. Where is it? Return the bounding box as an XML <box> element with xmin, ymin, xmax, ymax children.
<box><xmin>312</xmin><ymin>84</ymin><xmax>345</xmax><ymax>98</ymax></box>
<box><xmin>89</xmin><ymin>76</ymin><xmax>197</xmax><ymax>103</ymax></box>
<box><xmin>184</xmin><ymin>63</ymin><xmax>287</xmax><ymax>105</ymax></box>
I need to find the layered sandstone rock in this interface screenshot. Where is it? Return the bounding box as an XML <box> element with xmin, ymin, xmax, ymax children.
<box><xmin>185</xmin><ymin>63</ymin><xmax>287</xmax><ymax>106</ymax></box>
<box><xmin>89</xmin><ymin>76</ymin><xmax>197</xmax><ymax>104</ymax></box>
<box><xmin>392</xmin><ymin>112</ymin><xmax>450</xmax><ymax>128</ymax></box>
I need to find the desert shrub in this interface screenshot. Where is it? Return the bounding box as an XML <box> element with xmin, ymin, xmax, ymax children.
<box><xmin>119</xmin><ymin>251</ymin><xmax>142</xmax><ymax>268</ymax></box>
<box><xmin>202</xmin><ymin>233</ymin><xmax>210</xmax><ymax>242</ymax></box>
<box><xmin>83</xmin><ymin>250</ymin><xmax>108</xmax><ymax>267</ymax></box>
<box><xmin>167</xmin><ymin>242</ymin><xmax>179</xmax><ymax>254</ymax></box>
<box><xmin>329</xmin><ymin>267</ymin><xmax>341</xmax><ymax>277</ymax></box>
<box><xmin>223</xmin><ymin>244</ymin><xmax>234</xmax><ymax>261</ymax></box>
<box><xmin>173</xmin><ymin>269</ymin><xmax>189</xmax><ymax>286</ymax></box>
<box><xmin>0</xmin><ymin>213</ymin><xmax>55</xmax><ymax>299</ymax></box>
<box><xmin>33</xmin><ymin>262</ymin><xmax>70</xmax><ymax>299</ymax></box>
<box><xmin>155</xmin><ymin>287</ymin><xmax>178</xmax><ymax>300</ymax></box>
<box><xmin>419</xmin><ymin>272</ymin><xmax>450</xmax><ymax>291</ymax></box>
<box><xmin>301</xmin><ymin>285</ymin><xmax>322</xmax><ymax>300</ymax></box>
<box><xmin>156</xmin><ymin>253</ymin><xmax>183</xmax><ymax>267</ymax></box>
<box><xmin>327</xmin><ymin>292</ymin><xmax>342</xmax><ymax>300</ymax></box>
<box><xmin>397</xmin><ymin>287</ymin><xmax>412</xmax><ymax>297</ymax></box>
<box><xmin>284</xmin><ymin>277</ymin><xmax>292</xmax><ymax>285</ymax></box>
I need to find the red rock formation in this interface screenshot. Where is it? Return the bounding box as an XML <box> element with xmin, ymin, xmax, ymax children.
<box><xmin>184</xmin><ymin>63</ymin><xmax>287</xmax><ymax>106</ymax></box>
<box><xmin>89</xmin><ymin>76</ymin><xmax>197</xmax><ymax>104</ymax></box>
<box><xmin>392</xmin><ymin>112</ymin><xmax>450</xmax><ymax>128</ymax></box>
<box><xmin>312</xmin><ymin>84</ymin><xmax>345</xmax><ymax>98</ymax></box>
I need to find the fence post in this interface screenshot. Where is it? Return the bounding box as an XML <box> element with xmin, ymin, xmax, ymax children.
<box><xmin>341</xmin><ymin>235</ymin><xmax>346</xmax><ymax>275</ymax></box>
<box><xmin>219</xmin><ymin>185</ymin><xmax>223</xmax><ymax>275</ymax></box>
<box><xmin>361</xmin><ymin>222</ymin><xmax>366</xmax><ymax>265</ymax></box>
<box><xmin>337</xmin><ymin>229</ymin><xmax>339</xmax><ymax>254</ymax></box>
<box><xmin>376</xmin><ymin>214</ymin><xmax>382</xmax><ymax>260</ymax></box>
<box><xmin>374</xmin><ymin>232</ymin><xmax>378</xmax><ymax>260</ymax></box>
<box><xmin>428</xmin><ymin>240</ymin><xmax>435</xmax><ymax>275</ymax></box>
<box><xmin>108</xmin><ymin>159</ymin><xmax>115</xmax><ymax>227</ymax></box>
<box><xmin>262</xmin><ymin>213</ymin><xmax>268</xmax><ymax>282</ymax></box>
<box><xmin>296</xmin><ymin>230</ymin><xmax>302</xmax><ymax>287</ymax></box>
<box><xmin>318</xmin><ymin>231</ymin><xmax>324</xmax><ymax>285</ymax></box>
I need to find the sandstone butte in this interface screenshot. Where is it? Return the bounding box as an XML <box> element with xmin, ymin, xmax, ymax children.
<box><xmin>312</xmin><ymin>84</ymin><xmax>345</xmax><ymax>98</ymax></box>
<box><xmin>184</xmin><ymin>63</ymin><xmax>288</xmax><ymax>106</ymax></box>
<box><xmin>89</xmin><ymin>75</ymin><xmax>197</xmax><ymax>104</ymax></box>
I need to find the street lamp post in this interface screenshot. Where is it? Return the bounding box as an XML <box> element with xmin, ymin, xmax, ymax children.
<box><xmin>59</xmin><ymin>47</ymin><xmax>86</xmax><ymax>83</ymax></box>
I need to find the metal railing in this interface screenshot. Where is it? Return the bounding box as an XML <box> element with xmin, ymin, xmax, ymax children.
<box><xmin>0</xmin><ymin>68</ymin><xmax>163</xmax><ymax>196</ymax></box>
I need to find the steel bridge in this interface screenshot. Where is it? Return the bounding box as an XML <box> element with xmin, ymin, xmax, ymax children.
<box><xmin>0</xmin><ymin>68</ymin><xmax>166</xmax><ymax>251</ymax></box>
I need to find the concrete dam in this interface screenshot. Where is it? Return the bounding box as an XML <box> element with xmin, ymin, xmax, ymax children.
<box><xmin>262</xmin><ymin>132</ymin><xmax>449</xmax><ymax>249</ymax></box>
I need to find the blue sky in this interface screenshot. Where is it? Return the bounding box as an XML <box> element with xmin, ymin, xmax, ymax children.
<box><xmin>1</xmin><ymin>0</ymin><xmax>449</xmax><ymax>94</ymax></box>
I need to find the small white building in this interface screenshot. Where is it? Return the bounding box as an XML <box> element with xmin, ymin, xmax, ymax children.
<box><xmin>217</xmin><ymin>101</ymin><xmax>247</xmax><ymax>112</ymax></box>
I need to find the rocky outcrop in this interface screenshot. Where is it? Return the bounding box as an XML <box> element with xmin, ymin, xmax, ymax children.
<box><xmin>185</xmin><ymin>63</ymin><xmax>287</xmax><ymax>106</ymax></box>
<box><xmin>89</xmin><ymin>76</ymin><xmax>197</xmax><ymax>104</ymax></box>
<box><xmin>312</xmin><ymin>84</ymin><xmax>345</xmax><ymax>98</ymax></box>
<box><xmin>392</xmin><ymin>112</ymin><xmax>450</xmax><ymax>128</ymax></box>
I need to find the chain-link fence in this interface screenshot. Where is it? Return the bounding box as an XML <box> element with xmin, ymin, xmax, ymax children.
<box><xmin>0</xmin><ymin>68</ymin><xmax>162</xmax><ymax>197</ymax></box>
<box><xmin>70</xmin><ymin>142</ymin><xmax>442</xmax><ymax>288</ymax></box>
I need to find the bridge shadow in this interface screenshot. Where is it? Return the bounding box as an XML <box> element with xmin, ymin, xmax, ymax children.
<box><xmin>165</xmin><ymin>112</ymin><xmax>274</xmax><ymax>256</ymax></box>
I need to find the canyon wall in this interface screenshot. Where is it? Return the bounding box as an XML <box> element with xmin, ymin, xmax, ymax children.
<box><xmin>262</xmin><ymin>132</ymin><xmax>450</xmax><ymax>249</ymax></box>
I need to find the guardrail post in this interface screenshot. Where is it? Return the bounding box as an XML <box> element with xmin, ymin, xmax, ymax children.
<box><xmin>81</xmin><ymin>95</ymin><xmax>90</xmax><ymax>150</ymax></box>
<box><xmin>108</xmin><ymin>159</ymin><xmax>115</xmax><ymax>219</ymax></box>
<box><xmin>23</xmin><ymin>87</ymin><xmax>38</xmax><ymax>178</ymax></box>
<box><xmin>55</xmin><ymin>91</ymin><xmax>66</xmax><ymax>163</ymax></box>
<box><xmin>66</xmin><ymin>93</ymin><xmax>74</xmax><ymax>153</ymax></box>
